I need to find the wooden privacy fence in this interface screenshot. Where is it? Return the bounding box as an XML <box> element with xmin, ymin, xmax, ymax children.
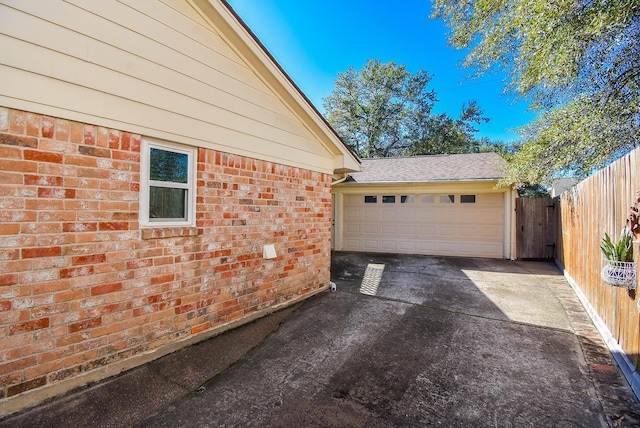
<box><xmin>557</xmin><ymin>147</ymin><xmax>640</xmax><ymax>394</ymax></box>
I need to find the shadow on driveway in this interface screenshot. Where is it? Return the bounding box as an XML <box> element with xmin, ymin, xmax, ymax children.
<box><xmin>3</xmin><ymin>252</ymin><xmax>640</xmax><ymax>427</ymax></box>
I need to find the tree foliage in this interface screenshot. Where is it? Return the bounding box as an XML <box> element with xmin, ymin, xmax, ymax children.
<box><xmin>406</xmin><ymin>100</ymin><xmax>490</xmax><ymax>155</ymax></box>
<box><xmin>323</xmin><ymin>59</ymin><xmax>496</xmax><ymax>158</ymax></box>
<box><xmin>322</xmin><ymin>59</ymin><xmax>436</xmax><ymax>157</ymax></box>
<box><xmin>516</xmin><ymin>183</ymin><xmax>551</xmax><ymax>198</ymax></box>
<box><xmin>431</xmin><ymin>0</ymin><xmax>640</xmax><ymax>184</ymax></box>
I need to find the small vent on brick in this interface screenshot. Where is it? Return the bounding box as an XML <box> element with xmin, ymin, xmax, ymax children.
<box><xmin>263</xmin><ymin>244</ymin><xmax>277</xmax><ymax>259</ymax></box>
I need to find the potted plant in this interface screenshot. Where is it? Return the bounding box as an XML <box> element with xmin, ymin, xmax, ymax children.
<box><xmin>600</xmin><ymin>227</ymin><xmax>637</xmax><ymax>288</ymax></box>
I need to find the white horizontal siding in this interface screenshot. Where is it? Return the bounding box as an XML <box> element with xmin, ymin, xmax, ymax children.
<box><xmin>0</xmin><ymin>64</ymin><xmax>334</xmax><ymax>172</ymax></box>
<box><xmin>0</xmin><ymin>0</ymin><xmax>337</xmax><ymax>172</ymax></box>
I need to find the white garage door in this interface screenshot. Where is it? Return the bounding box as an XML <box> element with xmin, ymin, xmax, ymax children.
<box><xmin>342</xmin><ymin>193</ymin><xmax>505</xmax><ymax>258</ymax></box>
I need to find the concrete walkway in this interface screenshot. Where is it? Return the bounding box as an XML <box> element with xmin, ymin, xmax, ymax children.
<box><xmin>2</xmin><ymin>252</ymin><xmax>640</xmax><ymax>427</ymax></box>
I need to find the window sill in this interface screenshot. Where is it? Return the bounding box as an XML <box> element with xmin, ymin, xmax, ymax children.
<box><xmin>140</xmin><ymin>226</ymin><xmax>199</xmax><ymax>240</ymax></box>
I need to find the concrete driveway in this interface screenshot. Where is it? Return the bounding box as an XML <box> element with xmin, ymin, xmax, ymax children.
<box><xmin>3</xmin><ymin>252</ymin><xmax>640</xmax><ymax>427</ymax></box>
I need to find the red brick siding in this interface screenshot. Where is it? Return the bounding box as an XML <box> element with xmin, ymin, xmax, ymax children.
<box><xmin>0</xmin><ymin>107</ymin><xmax>331</xmax><ymax>401</ymax></box>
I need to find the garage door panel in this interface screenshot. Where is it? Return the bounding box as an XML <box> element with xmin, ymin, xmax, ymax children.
<box><xmin>477</xmin><ymin>194</ymin><xmax>502</xmax><ymax>204</ymax></box>
<box><xmin>397</xmin><ymin>241</ymin><xmax>416</xmax><ymax>251</ymax></box>
<box><xmin>364</xmin><ymin>211</ymin><xmax>378</xmax><ymax>220</ymax></box>
<box><xmin>438</xmin><ymin>242</ymin><xmax>462</xmax><ymax>253</ymax></box>
<box><xmin>345</xmin><ymin>195</ymin><xmax>362</xmax><ymax>204</ymax></box>
<box><xmin>435</xmin><ymin>209</ymin><xmax>458</xmax><ymax>220</ymax></box>
<box><xmin>418</xmin><ymin>225</ymin><xmax>437</xmax><ymax>237</ymax></box>
<box><xmin>380</xmin><ymin>225</ymin><xmax>396</xmax><ymax>234</ymax></box>
<box><xmin>469</xmin><ymin>207</ymin><xmax>503</xmax><ymax>217</ymax></box>
<box><xmin>452</xmin><ymin>210</ymin><xmax>501</xmax><ymax>223</ymax></box>
<box><xmin>438</xmin><ymin>227</ymin><xmax>458</xmax><ymax>238</ymax></box>
<box><xmin>345</xmin><ymin>207</ymin><xmax>364</xmax><ymax>220</ymax></box>
<box><xmin>458</xmin><ymin>225</ymin><xmax>502</xmax><ymax>240</ymax></box>
<box><xmin>456</xmin><ymin>213</ymin><xmax>481</xmax><ymax>223</ymax></box>
<box><xmin>361</xmin><ymin>239</ymin><xmax>380</xmax><ymax>250</ymax></box>
<box><xmin>342</xmin><ymin>193</ymin><xmax>505</xmax><ymax>258</ymax></box>
<box><xmin>435</xmin><ymin>208</ymin><xmax>502</xmax><ymax>222</ymax></box>
<box><xmin>379</xmin><ymin>240</ymin><xmax>397</xmax><ymax>251</ymax></box>
<box><xmin>344</xmin><ymin>238</ymin><xmax>362</xmax><ymax>249</ymax></box>
<box><xmin>444</xmin><ymin>224</ymin><xmax>501</xmax><ymax>239</ymax></box>
<box><xmin>345</xmin><ymin>224</ymin><xmax>362</xmax><ymax>234</ymax></box>
<box><xmin>398</xmin><ymin>224</ymin><xmax>416</xmax><ymax>235</ymax></box>
<box><xmin>399</xmin><ymin>210</ymin><xmax>418</xmax><ymax>220</ymax></box>
<box><xmin>364</xmin><ymin>224</ymin><xmax>378</xmax><ymax>234</ymax></box>
<box><xmin>415</xmin><ymin>241</ymin><xmax>437</xmax><ymax>252</ymax></box>
<box><xmin>380</xmin><ymin>210</ymin><xmax>396</xmax><ymax>220</ymax></box>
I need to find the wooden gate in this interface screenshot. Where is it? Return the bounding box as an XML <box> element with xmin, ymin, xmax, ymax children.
<box><xmin>516</xmin><ymin>197</ymin><xmax>557</xmax><ymax>259</ymax></box>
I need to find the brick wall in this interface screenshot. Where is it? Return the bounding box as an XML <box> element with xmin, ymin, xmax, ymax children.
<box><xmin>0</xmin><ymin>107</ymin><xmax>332</xmax><ymax>406</ymax></box>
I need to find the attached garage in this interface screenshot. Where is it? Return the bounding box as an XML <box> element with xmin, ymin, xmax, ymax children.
<box><xmin>332</xmin><ymin>153</ymin><xmax>516</xmax><ymax>259</ymax></box>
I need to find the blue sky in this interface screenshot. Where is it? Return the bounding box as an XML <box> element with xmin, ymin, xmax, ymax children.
<box><xmin>226</xmin><ymin>0</ymin><xmax>535</xmax><ymax>143</ymax></box>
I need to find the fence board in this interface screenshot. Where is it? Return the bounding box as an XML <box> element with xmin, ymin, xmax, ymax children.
<box><xmin>557</xmin><ymin>148</ymin><xmax>640</xmax><ymax>371</ymax></box>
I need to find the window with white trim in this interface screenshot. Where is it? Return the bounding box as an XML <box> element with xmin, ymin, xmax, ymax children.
<box><xmin>140</xmin><ymin>139</ymin><xmax>196</xmax><ymax>227</ymax></box>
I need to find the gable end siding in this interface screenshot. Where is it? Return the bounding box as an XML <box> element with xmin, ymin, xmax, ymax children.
<box><xmin>0</xmin><ymin>0</ymin><xmax>340</xmax><ymax>173</ymax></box>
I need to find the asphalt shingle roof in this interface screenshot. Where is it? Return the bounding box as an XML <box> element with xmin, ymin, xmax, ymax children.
<box><xmin>345</xmin><ymin>152</ymin><xmax>507</xmax><ymax>183</ymax></box>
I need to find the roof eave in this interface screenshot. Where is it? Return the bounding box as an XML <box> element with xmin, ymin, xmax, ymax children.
<box><xmin>337</xmin><ymin>178</ymin><xmax>505</xmax><ymax>185</ymax></box>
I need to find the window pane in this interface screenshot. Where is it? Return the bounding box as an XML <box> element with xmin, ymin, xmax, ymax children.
<box><xmin>420</xmin><ymin>195</ymin><xmax>434</xmax><ymax>203</ymax></box>
<box><xmin>461</xmin><ymin>195</ymin><xmax>476</xmax><ymax>203</ymax></box>
<box><xmin>382</xmin><ymin>195</ymin><xmax>395</xmax><ymax>204</ymax></box>
<box><xmin>150</xmin><ymin>148</ymin><xmax>188</xmax><ymax>183</ymax></box>
<box><xmin>400</xmin><ymin>195</ymin><xmax>412</xmax><ymax>203</ymax></box>
<box><xmin>364</xmin><ymin>195</ymin><xmax>377</xmax><ymax>203</ymax></box>
<box><xmin>440</xmin><ymin>195</ymin><xmax>455</xmax><ymax>203</ymax></box>
<box><xmin>149</xmin><ymin>186</ymin><xmax>187</xmax><ymax>220</ymax></box>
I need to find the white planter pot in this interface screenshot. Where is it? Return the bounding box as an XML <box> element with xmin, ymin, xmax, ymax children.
<box><xmin>601</xmin><ymin>261</ymin><xmax>638</xmax><ymax>289</ymax></box>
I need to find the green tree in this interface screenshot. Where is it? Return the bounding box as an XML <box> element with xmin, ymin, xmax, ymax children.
<box><xmin>323</xmin><ymin>59</ymin><xmax>497</xmax><ymax>158</ymax></box>
<box><xmin>407</xmin><ymin>100</ymin><xmax>490</xmax><ymax>155</ymax></box>
<box><xmin>516</xmin><ymin>183</ymin><xmax>551</xmax><ymax>198</ymax></box>
<box><xmin>323</xmin><ymin>59</ymin><xmax>437</xmax><ymax>158</ymax></box>
<box><xmin>431</xmin><ymin>0</ymin><xmax>640</xmax><ymax>184</ymax></box>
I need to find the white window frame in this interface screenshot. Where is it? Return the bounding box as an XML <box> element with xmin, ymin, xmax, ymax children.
<box><xmin>140</xmin><ymin>138</ymin><xmax>196</xmax><ymax>227</ymax></box>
